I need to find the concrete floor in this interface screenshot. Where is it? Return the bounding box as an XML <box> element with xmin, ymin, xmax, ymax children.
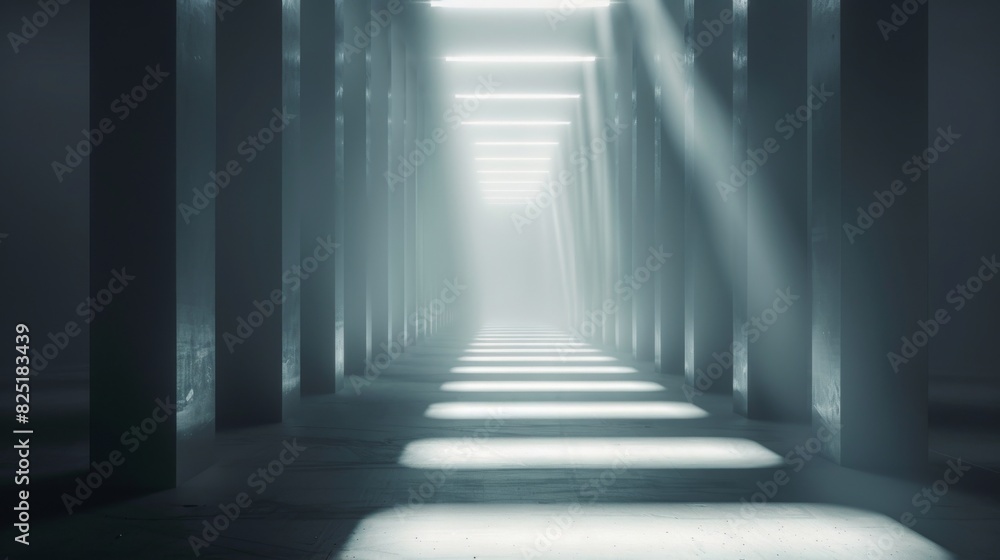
<box><xmin>7</xmin><ymin>324</ymin><xmax>1000</xmax><ymax>559</ymax></box>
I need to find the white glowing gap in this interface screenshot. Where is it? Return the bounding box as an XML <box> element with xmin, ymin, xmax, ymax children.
<box><xmin>465</xmin><ymin>348</ymin><xmax>599</xmax><ymax>353</ymax></box>
<box><xmin>481</xmin><ymin>189</ymin><xmax>543</xmax><ymax>193</ymax></box>
<box><xmin>470</xmin><ymin>342</ymin><xmax>588</xmax><ymax>347</ymax></box>
<box><xmin>440</xmin><ymin>381</ymin><xmax>662</xmax><ymax>392</ymax></box>
<box><xmin>432</xmin><ymin>1</ymin><xmax>609</xmax><ymax>9</ymax></box>
<box><xmin>340</xmin><ymin>504</ymin><xmax>955</xmax><ymax>559</ymax></box>
<box><xmin>475</xmin><ymin>336</ymin><xmax>577</xmax><ymax>340</ymax></box>
<box><xmin>475</xmin><ymin>157</ymin><xmax>551</xmax><ymax>161</ymax></box>
<box><xmin>451</xmin><ymin>366</ymin><xmax>637</xmax><ymax>374</ymax></box>
<box><xmin>476</xmin><ymin>142</ymin><xmax>559</xmax><ymax>146</ymax></box>
<box><xmin>424</xmin><ymin>401</ymin><xmax>702</xmax><ymax>419</ymax></box>
<box><xmin>400</xmin><ymin>437</ymin><xmax>779</xmax><ymax>469</ymax></box>
<box><xmin>461</xmin><ymin>120</ymin><xmax>571</xmax><ymax>126</ymax></box>
<box><xmin>457</xmin><ymin>94</ymin><xmax>580</xmax><ymax>100</ymax></box>
<box><xmin>458</xmin><ymin>356</ymin><xmax>615</xmax><ymax>362</ymax></box>
<box><xmin>477</xmin><ymin>170</ymin><xmax>550</xmax><ymax>174</ymax></box>
<box><xmin>446</xmin><ymin>56</ymin><xmax>596</xmax><ymax>64</ymax></box>
<box><xmin>480</xmin><ymin>181</ymin><xmax>546</xmax><ymax>185</ymax></box>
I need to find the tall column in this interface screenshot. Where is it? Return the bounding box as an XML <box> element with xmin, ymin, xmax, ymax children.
<box><xmin>613</xmin><ymin>5</ymin><xmax>634</xmax><ymax>355</ymax></box>
<box><xmin>342</xmin><ymin>0</ymin><xmax>369</xmax><ymax>381</ymax></box>
<box><xmin>653</xmin><ymin>0</ymin><xmax>686</xmax><ymax>376</ymax></box>
<box><xmin>632</xmin><ymin>38</ymin><xmax>656</xmax><ymax>361</ymax></box>
<box><xmin>90</xmin><ymin>0</ymin><xmax>215</xmax><ymax>489</ymax></box>
<box><xmin>809</xmin><ymin>0</ymin><xmax>928</xmax><ymax>470</ymax></box>
<box><xmin>404</xmin><ymin>57</ymin><xmax>419</xmax><ymax>344</ymax></box>
<box><xmin>731</xmin><ymin>0</ymin><xmax>810</xmax><ymax>420</ymax></box>
<box><xmin>216</xmin><ymin>0</ymin><xmax>301</xmax><ymax>428</ymax></box>
<box><xmin>389</xmin><ymin>21</ymin><xmax>407</xmax><ymax>350</ymax></box>
<box><xmin>367</xmin><ymin>0</ymin><xmax>392</xmax><ymax>365</ymax></box>
<box><xmin>300</xmin><ymin>0</ymin><xmax>343</xmax><ymax>394</ymax></box>
<box><xmin>684</xmin><ymin>0</ymin><xmax>734</xmax><ymax>394</ymax></box>
<box><xmin>282</xmin><ymin>0</ymin><xmax>302</xmax><ymax>416</ymax></box>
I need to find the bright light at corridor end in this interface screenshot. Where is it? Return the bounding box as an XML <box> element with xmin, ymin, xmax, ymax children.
<box><xmin>432</xmin><ymin>0</ymin><xmax>609</xmax><ymax>8</ymax></box>
<box><xmin>457</xmin><ymin>94</ymin><xmax>580</xmax><ymax>100</ymax></box>
<box><xmin>340</xmin><ymin>504</ymin><xmax>954</xmax><ymax>559</ymax></box>
<box><xmin>476</xmin><ymin>142</ymin><xmax>559</xmax><ymax>146</ymax></box>
<box><xmin>461</xmin><ymin>120</ymin><xmax>571</xmax><ymax>126</ymax></box>
<box><xmin>446</xmin><ymin>56</ymin><xmax>596</xmax><ymax>64</ymax></box>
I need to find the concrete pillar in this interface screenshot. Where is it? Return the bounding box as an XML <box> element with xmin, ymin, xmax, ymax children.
<box><xmin>731</xmin><ymin>0</ymin><xmax>810</xmax><ymax>421</ymax></box>
<box><xmin>90</xmin><ymin>0</ymin><xmax>215</xmax><ymax>489</ymax></box>
<box><xmin>613</xmin><ymin>5</ymin><xmax>634</xmax><ymax>355</ymax></box>
<box><xmin>653</xmin><ymin>0</ymin><xmax>686</xmax><ymax>376</ymax></box>
<box><xmin>300</xmin><ymin>0</ymin><xmax>343</xmax><ymax>394</ymax></box>
<box><xmin>216</xmin><ymin>0</ymin><xmax>301</xmax><ymax>427</ymax></box>
<box><xmin>367</xmin><ymin>0</ymin><xmax>392</xmax><ymax>364</ymax></box>
<box><xmin>404</xmin><ymin>58</ymin><xmax>419</xmax><ymax>344</ymax></box>
<box><xmin>632</xmin><ymin>38</ymin><xmax>656</xmax><ymax>362</ymax></box>
<box><xmin>342</xmin><ymin>0</ymin><xmax>369</xmax><ymax>381</ymax></box>
<box><xmin>684</xmin><ymin>0</ymin><xmax>734</xmax><ymax>394</ymax></box>
<box><xmin>809</xmin><ymin>0</ymin><xmax>928</xmax><ymax>471</ymax></box>
<box><xmin>282</xmin><ymin>0</ymin><xmax>302</xmax><ymax>415</ymax></box>
<box><xmin>389</xmin><ymin>21</ymin><xmax>407</xmax><ymax>350</ymax></box>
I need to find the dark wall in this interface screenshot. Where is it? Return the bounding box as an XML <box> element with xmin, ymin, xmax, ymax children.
<box><xmin>928</xmin><ymin>0</ymin><xmax>1000</xmax><ymax>377</ymax></box>
<box><xmin>0</xmin><ymin>0</ymin><xmax>90</xmax><ymax>374</ymax></box>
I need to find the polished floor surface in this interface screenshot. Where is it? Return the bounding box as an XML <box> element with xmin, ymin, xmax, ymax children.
<box><xmin>15</xmin><ymin>323</ymin><xmax>1000</xmax><ymax>558</ymax></box>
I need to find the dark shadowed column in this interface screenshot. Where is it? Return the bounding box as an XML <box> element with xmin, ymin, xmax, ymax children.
<box><xmin>731</xmin><ymin>0</ymin><xmax>811</xmax><ymax>421</ymax></box>
<box><xmin>90</xmin><ymin>0</ymin><xmax>215</xmax><ymax>489</ymax></box>
<box><xmin>632</xmin><ymin>37</ymin><xmax>656</xmax><ymax>362</ymax></box>
<box><xmin>342</xmin><ymin>0</ymin><xmax>370</xmax><ymax>387</ymax></box>
<box><xmin>216</xmin><ymin>0</ymin><xmax>301</xmax><ymax>428</ymax></box>
<box><xmin>613</xmin><ymin>4</ymin><xmax>634</xmax><ymax>355</ymax></box>
<box><xmin>809</xmin><ymin>0</ymin><xmax>928</xmax><ymax>471</ymax></box>
<box><xmin>684</xmin><ymin>0</ymin><xmax>734</xmax><ymax>395</ymax></box>
<box><xmin>367</xmin><ymin>0</ymin><xmax>394</xmax><ymax>369</ymax></box>
<box><xmin>389</xmin><ymin>16</ymin><xmax>408</xmax><ymax>353</ymax></box>
<box><xmin>300</xmin><ymin>0</ymin><xmax>343</xmax><ymax>394</ymax></box>
<box><xmin>654</xmin><ymin>0</ymin><xmax>686</xmax><ymax>376</ymax></box>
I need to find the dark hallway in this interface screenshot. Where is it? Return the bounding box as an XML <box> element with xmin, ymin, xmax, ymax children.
<box><xmin>2</xmin><ymin>0</ymin><xmax>1000</xmax><ymax>558</ymax></box>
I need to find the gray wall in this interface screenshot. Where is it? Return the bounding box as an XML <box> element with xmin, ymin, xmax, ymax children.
<box><xmin>928</xmin><ymin>0</ymin><xmax>1000</xmax><ymax>378</ymax></box>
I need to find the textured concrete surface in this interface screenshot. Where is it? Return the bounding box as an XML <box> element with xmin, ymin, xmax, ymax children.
<box><xmin>9</xmin><ymin>325</ymin><xmax>1000</xmax><ymax>558</ymax></box>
